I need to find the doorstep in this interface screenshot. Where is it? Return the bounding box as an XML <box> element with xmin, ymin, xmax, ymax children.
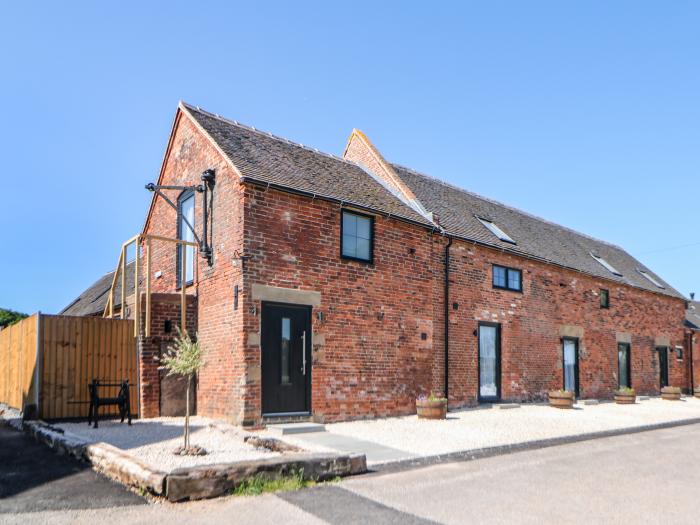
<box><xmin>267</xmin><ymin>423</ymin><xmax>326</xmax><ymax>436</ymax></box>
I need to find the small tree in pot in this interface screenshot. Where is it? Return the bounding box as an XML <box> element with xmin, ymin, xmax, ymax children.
<box><xmin>160</xmin><ymin>327</ymin><xmax>206</xmax><ymax>455</ymax></box>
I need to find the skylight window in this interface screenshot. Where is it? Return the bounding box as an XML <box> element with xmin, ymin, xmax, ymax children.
<box><xmin>590</xmin><ymin>253</ymin><xmax>622</xmax><ymax>277</ymax></box>
<box><xmin>478</xmin><ymin>218</ymin><xmax>516</xmax><ymax>244</ymax></box>
<box><xmin>637</xmin><ymin>269</ymin><xmax>665</xmax><ymax>289</ymax></box>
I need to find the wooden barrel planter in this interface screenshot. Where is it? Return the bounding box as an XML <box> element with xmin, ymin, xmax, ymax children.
<box><xmin>661</xmin><ymin>386</ymin><xmax>681</xmax><ymax>401</ymax></box>
<box><xmin>614</xmin><ymin>389</ymin><xmax>636</xmax><ymax>404</ymax></box>
<box><xmin>548</xmin><ymin>390</ymin><xmax>575</xmax><ymax>409</ymax></box>
<box><xmin>694</xmin><ymin>387</ymin><xmax>700</xmax><ymax>399</ymax></box>
<box><xmin>416</xmin><ymin>398</ymin><xmax>447</xmax><ymax>419</ymax></box>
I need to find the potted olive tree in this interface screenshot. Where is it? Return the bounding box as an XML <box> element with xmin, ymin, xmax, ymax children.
<box><xmin>614</xmin><ymin>387</ymin><xmax>636</xmax><ymax>404</ymax></box>
<box><xmin>416</xmin><ymin>393</ymin><xmax>448</xmax><ymax>419</ymax></box>
<box><xmin>160</xmin><ymin>328</ymin><xmax>206</xmax><ymax>455</ymax></box>
<box><xmin>661</xmin><ymin>386</ymin><xmax>681</xmax><ymax>401</ymax></box>
<box><xmin>548</xmin><ymin>390</ymin><xmax>575</xmax><ymax>409</ymax></box>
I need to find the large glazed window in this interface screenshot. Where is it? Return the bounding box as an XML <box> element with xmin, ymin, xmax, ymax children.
<box><xmin>341</xmin><ymin>210</ymin><xmax>373</xmax><ymax>263</ymax></box>
<box><xmin>618</xmin><ymin>343</ymin><xmax>631</xmax><ymax>388</ymax></box>
<box><xmin>177</xmin><ymin>190</ymin><xmax>195</xmax><ymax>286</ymax></box>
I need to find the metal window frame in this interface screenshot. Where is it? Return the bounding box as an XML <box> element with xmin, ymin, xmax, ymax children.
<box><xmin>492</xmin><ymin>264</ymin><xmax>523</xmax><ymax>293</ymax></box>
<box><xmin>340</xmin><ymin>209</ymin><xmax>374</xmax><ymax>264</ymax></box>
<box><xmin>617</xmin><ymin>342</ymin><xmax>632</xmax><ymax>389</ymax></box>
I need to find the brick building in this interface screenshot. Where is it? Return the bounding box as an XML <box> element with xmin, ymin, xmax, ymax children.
<box><xmin>65</xmin><ymin>102</ymin><xmax>694</xmax><ymax>424</ymax></box>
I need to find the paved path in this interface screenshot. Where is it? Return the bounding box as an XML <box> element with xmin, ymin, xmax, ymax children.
<box><xmin>0</xmin><ymin>424</ymin><xmax>144</xmax><ymax>515</ymax></box>
<box><xmin>5</xmin><ymin>423</ymin><xmax>700</xmax><ymax>523</ymax></box>
<box><xmin>284</xmin><ymin>430</ymin><xmax>416</xmax><ymax>465</ymax></box>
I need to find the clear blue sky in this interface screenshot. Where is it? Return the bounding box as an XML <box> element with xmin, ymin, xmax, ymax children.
<box><xmin>1</xmin><ymin>1</ymin><xmax>698</xmax><ymax>314</ymax></box>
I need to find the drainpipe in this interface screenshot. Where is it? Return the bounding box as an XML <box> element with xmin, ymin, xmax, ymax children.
<box><xmin>444</xmin><ymin>236</ymin><xmax>453</xmax><ymax>404</ymax></box>
<box><xmin>689</xmin><ymin>330</ymin><xmax>695</xmax><ymax>393</ymax></box>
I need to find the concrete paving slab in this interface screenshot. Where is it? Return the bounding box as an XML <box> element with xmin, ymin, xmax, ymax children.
<box><xmin>287</xmin><ymin>431</ymin><xmax>416</xmax><ymax>466</ymax></box>
<box><xmin>267</xmin><ymin>423</ymin><xmax>326</xmax><ymax>435</ymax></box>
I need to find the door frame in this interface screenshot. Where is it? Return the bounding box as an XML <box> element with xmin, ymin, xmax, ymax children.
<box><xmin>617</xmin><ymin>342</ymin><xmax>632</xmax><ymax>389</ymax></box>
<box><xmin>561</xmin><ymin>337</ymin><xmax>580</xmax><ymax>396</ymax></box>
<box><xmin>477</xmin><ymin>322</ymin><xmax>501</xmax><ymax>403</ymax></box>
<box><xmin>260</xmin><ymin>301</ymin><xmax>312</xmax><ymax>417</ymax></box>
<box><xmin>657</xmin><ymin>346</ymin><xmax>669</xmax><ymax>389</ymax></box>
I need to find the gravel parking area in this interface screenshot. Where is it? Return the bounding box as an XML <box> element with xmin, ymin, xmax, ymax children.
<box><xmin>311</xmin><ymin>397</ymin><xmax>700</xmax><ymax>460</ymax></box>
<box><xmin>56</xmin><ymin>417</ymin><xmax>277</xmax><ymax>472</ymax></box>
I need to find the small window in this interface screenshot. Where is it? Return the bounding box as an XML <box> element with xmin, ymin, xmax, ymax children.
<box><xmin>637</xmin><ymin>269</ymin><xmax>665</xmax><ymax>289</ymax></box>
<box><xmin>675</xmin><ymin>346</ymin><xmax>683</xmax><ymax>361</ymax></box>
<box><xmin>590</xmin><ymin>253</ymin><xmax>622</xmax><ymax>277</ymax></box>
<box><xmin>600</xmin><ymin>289</ymin><xmax>609</xmax><ymax>309</ymax></box>
<box><xmin>493</xmin><ymin>264</ymin><xmax>522</xmax><ymax>292</ymax></box>
<box><xmin>478</xmin><ymin>218</ymin><xmax>516</xmax><ymax>244</ymax></box>
<box><xmin>341</xmin><ymin>210</ymin><xmax>373</xmax><ymax>263</ymax></box>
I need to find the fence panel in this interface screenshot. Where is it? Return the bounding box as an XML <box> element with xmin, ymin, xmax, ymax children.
<box><xmin>0</xmin><ymin>314</ymin><xmax>39</xmax><ymax>412</ymax></box>
<box><xmin>40</xmin><ymin>315</ymin><xmax>138</xmax><ymax>419</ymax></box>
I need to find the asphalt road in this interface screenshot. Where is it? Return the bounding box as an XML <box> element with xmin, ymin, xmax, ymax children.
<box><xmin>0</xmin><ymin>424</ymin><xmax>145</xmax><ymax>515</ymax></box>
<box><xmin>4</xmin><ymin>423</ymin><xmax>700</xmax><ymax>524</ymax></box>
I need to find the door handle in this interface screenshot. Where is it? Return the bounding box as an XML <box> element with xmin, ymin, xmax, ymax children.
<box><xmin>301</xmin><ymin>330</ymin><xmax>307</xmax><ymax>375</ymax></box>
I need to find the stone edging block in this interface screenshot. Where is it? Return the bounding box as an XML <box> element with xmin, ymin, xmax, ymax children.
<box><xmin>166</xmin><ymin>452</ymin><xmax>367</xmax><ymax>502</ymax></box>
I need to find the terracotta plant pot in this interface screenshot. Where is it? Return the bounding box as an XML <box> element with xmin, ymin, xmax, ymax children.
<box><xmin>416</xmin><ymin>399</ymin><xmax>447</xmax><ymax>419</ymax></box>
<box><xmin>614</xmin><ymin>391</ymin><xmax>636</xmax><ymax>404</ymax></box>
<box><xmin>661</xmin><ymin>386</ymin><xmax>681</xmax><ymax>401</ymax></box>
<box><xmin>548</xmin><ymin>390</ymin><xmax>575</xmax><ymax>409</ymax></box>
<box><xmin>694</xmin><ymin>388</ymin><xmax>700</xmax><ymax>399</ymax></box>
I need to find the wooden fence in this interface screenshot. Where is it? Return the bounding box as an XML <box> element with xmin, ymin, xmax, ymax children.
<box><xmin>0</xmin><ymin>314</ymin><xmax>138</xmax><ymax>419</ymax></box>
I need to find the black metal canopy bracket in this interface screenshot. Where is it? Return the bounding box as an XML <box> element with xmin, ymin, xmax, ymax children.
<box><xmin>145</xmin><ymin>169</ymin><xmax>215</xmax><ymax>265</ymax></box>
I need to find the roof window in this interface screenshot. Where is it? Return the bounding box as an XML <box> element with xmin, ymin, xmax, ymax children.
<box><xmin>478</xmin><ymin>217</ymin><xmax>516</xmax><ymax>244</ymax></box>
<box><xmin>590</xmin><ymin>253</ymin><xmax>622</xmax><ymax>277</ymax></box>
<box><xmin>637</xmin><ymin>269</ymin><xmax>665</xmax><ymax>289</ymax></box>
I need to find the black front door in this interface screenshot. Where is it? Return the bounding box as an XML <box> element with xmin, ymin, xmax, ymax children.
<box><xmin>478</xmin><ymin>323</ymin><xmax>501</xmax><ymax>402</ymax></box>
<box><xmin>261</xmin><ymin>302</ymin><xmax>311</xmax><ymax>415</ymax></box>
<box><xmin>658</xmin><ymin>347</ymin><xmax>669</xmax><ymax>388</ymax></box>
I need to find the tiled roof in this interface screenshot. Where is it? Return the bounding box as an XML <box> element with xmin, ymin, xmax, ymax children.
<box><xmin>182</xmin><ymin>104</ymin><xmax>434</xmax><ymax>227</ymax></box>
<box><xmin>686</xmin><ymin>301</ymin><xmax>700</xmax><ymax>330</ymax></box>
<box><xmin>60</xmin><ymin>262</ymin><xmax>136</xmax><ymax>316</ymax></box>
<box><xmin>392</xmin><ymin>164</ymin><xmax>683</xmax><ymax>299</ymax></box>
<box><xmin>182</xmin><ymin>102</ymin><xmax>683</xmax><ymax>300</ymax></box>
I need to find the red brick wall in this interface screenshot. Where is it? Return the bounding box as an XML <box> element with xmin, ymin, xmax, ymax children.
<box><xmin>137</xmin><ymin>294</ymin><xmax>197</xmax><ymax>418</ymax></box>
<box><xmin>136</xmin><ymin>109</ymin><xmax>691</xmax><ymax>424</ymax></box>
<box><xmin>242</xmin><ymin>185</ymin><xmax>440</xmax><ymax>422</ymax></box>
<box><xmin>141</xmin><ymin>110</ymin><xmax>247</xmax><ymax>422</ymax></box>
<box><xmin>445</xmin><ymin>240</ymin><xmax>690</xmax><ymax>406</ymax></box>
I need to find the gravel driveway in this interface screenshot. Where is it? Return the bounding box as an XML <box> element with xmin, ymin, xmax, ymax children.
<box><xmin>56</xmin><ymin>417</ymin><xmax>277</xmax><ymax>472</ymax></box>
<box><xmin>295</xmin><ymin>397</ymin><xmax>700</xmax><ymax>460</ymax></box>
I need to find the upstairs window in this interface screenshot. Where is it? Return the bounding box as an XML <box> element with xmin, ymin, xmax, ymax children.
<box><xmin>493</xmin><ymin>264</ymin><xmax>522</xmax><ymax>292</ymax></box>
<box><xmin>600</xmin><ymin>289</ymin><xmax>610</xmax><ymax>309</ymax></box>
<box><xmin>637</xmin><ymin>269</ymin><xmax>665</xmax><ymax>289</ymax></box>
<box><xmin>478</xmin><ymin>218</ymin><xmax>516</xmax><ymax>244</ymax></box>
<box><xmin>177</xmin><ymin>190</ymin><xmax>196</xmax><ymax>286</ymax></box>
<box><xmin>341</xmin><ymin>210</ymin><xmax>373</xmax><ymax>263</ymax></box>
<box><xmin>590</xmin><ymin>253</ymin><xmax>622</xmax><ymax>277</ymax></box>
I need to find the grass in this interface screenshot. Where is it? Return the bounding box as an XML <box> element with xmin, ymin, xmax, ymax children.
<box><xmin>232</xmin><ymin>470</ymin><xmax>342</xmax><ymax>496</ymax></box>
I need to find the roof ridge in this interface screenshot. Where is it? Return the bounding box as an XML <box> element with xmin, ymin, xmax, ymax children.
<box><xmin>391</xmin><ymin>162</ymin><xmax>627</xmax><ymax>253</ymax></box>
<box><xmin>181</xmin><ymin>102</ymin><xmax>356</xmax><ymax>166</ymax></box>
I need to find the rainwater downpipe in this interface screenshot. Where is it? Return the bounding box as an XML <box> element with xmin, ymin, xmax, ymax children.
<box><xmin>444</xmin><ymin>236</ymin><xmax>453</xmax><ymax>404</ymax></box>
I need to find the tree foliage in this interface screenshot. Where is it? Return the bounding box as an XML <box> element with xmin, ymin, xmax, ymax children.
<box><xmin>160</xmin><ymin>327</ymin><xmax>204</xmax><ymax>451</ymax></box>
<box><xmin>0</xmin><ymin>308</ymin><xmax>28</xmax><ymax>329</ymax></box>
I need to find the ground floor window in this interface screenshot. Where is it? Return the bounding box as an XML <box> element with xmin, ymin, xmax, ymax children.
<box><xmin>617</xmin><ymin>343</ymin><xmax>631</xmax><ymax>388</ymax></box>
<box><xmin>562</xmin><ymin>338</ymin><xmax>579</xmax><ymax>395</ymax></box>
